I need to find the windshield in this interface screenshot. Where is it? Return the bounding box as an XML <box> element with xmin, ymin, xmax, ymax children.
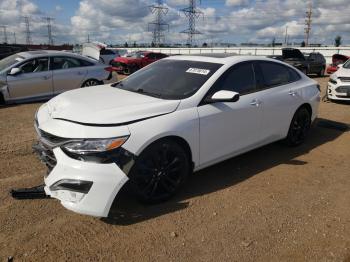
<box><xmin>343</xmin><ymin>60</ymin><xmax>350</xmax><ymax>69</ymax></box>
<box><xmin>113</xmin><ymin>59</ymin><xmax>222</xmax><ymax>100</ymax></box>
<box><xmin>126</xmin><ymin>52</ymin><xmax>143</xmax><ymax>58</ymax></box>
<box><xmin>0</xmin><ymin>54</ymin><xmax>24</xmax><ymax>72</ymax></box>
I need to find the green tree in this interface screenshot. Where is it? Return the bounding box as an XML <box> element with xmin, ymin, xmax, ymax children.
<box><xmin>335</xmin><ymin>36</ymin><xmax>342</xmax><ymax>47</ymax></box>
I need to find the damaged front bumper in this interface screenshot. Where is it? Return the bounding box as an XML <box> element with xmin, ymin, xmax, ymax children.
<box><xmin>32</xmin><ymin>124</ymin><xmax>135</xmax><ymax>217</ymax></box>
<box><xmin>43</xmin><ymin>147</ymin><xmax>129</xmax><ymax>217</ymax></box>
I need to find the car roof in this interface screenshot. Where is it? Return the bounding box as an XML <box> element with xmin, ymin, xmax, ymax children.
<box><xmin>165</xmin><ymin>54</ymin><xmax>280</xmax><ymax>65</ymax></box>
<box><xmin>18</xmin><ymin>50</ymin><xmax>89</xmax><ymax>59</ymax></box>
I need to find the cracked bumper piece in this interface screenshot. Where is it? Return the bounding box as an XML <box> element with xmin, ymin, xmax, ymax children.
<box><xmin>44</xmin><ymin>148</ymin><xmax>129</xmax><ymax>217</ymax></box>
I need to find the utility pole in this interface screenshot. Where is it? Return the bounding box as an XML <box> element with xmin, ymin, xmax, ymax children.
<box><xmin>23</xmin><ymin>16</ymin><xmax>32</xmax><ymax>45</ymax></box>
<box><xmin>42</xmin><ymin>17</ymin><xmax>54</xmax><ymax>45</ymax></box>
<box><xmin>180</xmin><ymin>0</ymin><xmax>203</xmax><ymax>47</ymax></box>
<box><xmin>284</xmin><ymin>26</ymin><xmax>288</xmax><ymax>46</ymax></box>
<box><xmin>13</xmin><ymin>32</ymin><xmax>16</xmax><ymax>44</ymax></box>
<box><xmin>0</xmin><ymin>25</ymin><xmax>8</xmax><ymax>43</ymax></box>
<box><xmin>87</xmin><ymin>34</ymin><xmax>90</xmax><ymax>43</ymax></box>
<box><xmin>304</xmin><ymin>1</ymin><xmax>312</xmax><ymax>47</ymax></box>
<box><xmin>148</xmin><ymin>0</ymin><xmax>169</xmax><ymax>47</ymax></box>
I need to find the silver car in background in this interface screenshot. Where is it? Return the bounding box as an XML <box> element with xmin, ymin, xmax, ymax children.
<box><xmin>0</xmin><ymin>50</ymin><xmax>118</xmax><ymax>104</ymax></box>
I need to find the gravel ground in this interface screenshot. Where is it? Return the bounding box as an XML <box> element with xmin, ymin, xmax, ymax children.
<box><xmin>0</xmin><ymin>76</ymin><xmax>349</xmax><ymax>261</ymax></box>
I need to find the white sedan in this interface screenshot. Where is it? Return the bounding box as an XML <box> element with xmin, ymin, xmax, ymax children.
<box><xmin>33</xmin><ymin>54</ymin><xmax>320</xmax><ymax>217</ymax></box>
<box><xmin>327</xmin><ymin>60</ymin><xmax>350</xmax><ymax>101</ymax></box>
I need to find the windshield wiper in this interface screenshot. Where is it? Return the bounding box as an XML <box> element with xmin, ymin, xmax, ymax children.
<box><xmin>134</xmin><ymin>88</ymin><xmax>162</xmax><ymax>98</ymax></box>
<box><xmin>111</xmin><ymin>81</ymin><xmax>123</xmax><ymax>88</ymax></box>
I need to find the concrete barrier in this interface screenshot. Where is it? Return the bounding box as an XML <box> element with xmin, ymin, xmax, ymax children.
<box><xmin>125</xmin><ymin>47</ymin><xmax>350</xmax><ymax>64</ymax></box>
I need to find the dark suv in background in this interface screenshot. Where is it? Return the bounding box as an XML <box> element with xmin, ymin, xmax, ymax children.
<box><xmin>269</xmin><ymin>48</ymin><xmax>326</xmax><ymax>76</ymax></box>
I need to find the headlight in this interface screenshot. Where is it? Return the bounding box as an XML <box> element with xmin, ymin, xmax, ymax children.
<box><xmin>62</xmin><ymin>136</ymin><xmax>129</xmax><ymax>154</ymax></box>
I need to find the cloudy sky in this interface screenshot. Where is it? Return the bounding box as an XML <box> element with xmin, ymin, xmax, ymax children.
<box><xmin>0</xmin><ymin>0</ymin><xmax>349</xmax><ymax>46</ymax></box>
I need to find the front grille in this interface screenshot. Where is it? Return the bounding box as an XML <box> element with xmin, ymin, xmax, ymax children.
<box><xmin>339</xmin><ymin>77</ymin><xmax>350</xmax><ymax>82</ymax></box>
<box><xmin>111</xmin><ymin>61</ymin><xmax>126</xmax><ymax>69</ymax></box>
<box><xmin>33</xmin><ymin>142</ymin><xmax>57</xmax><ymax>174</ymax></box>
<box><xmin>335</xmin><ymin>86</ymin><xmax>350</xmax><ymax>93</ymax></box>
<box><xmin>336</xmin><ymin>95</ymin><xmax>350</xmax><ymax>98</ymax></box>
<box><xmin>33</xmin><ymin>127</ymin><xmax>70</xmax><ymax>174</ymax></box>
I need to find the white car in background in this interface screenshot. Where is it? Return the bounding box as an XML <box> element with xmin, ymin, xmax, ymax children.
<box><xmin>327</xmin><ymin>60</ymin><xmax>350</xmax><ymax>101</ymax></box>
<box><xmin>0</xmin><ymin>50</ymin><xmax>118</xmax><ymax>105</ymax></box>
<box><xmin>82</xmin><ymin>42</ymin><xmax>127</xmax><ymax>65</ymax></box>
<box><xmin>33</xmin><ymin>54</ymin><xmax>320</xmax><ymax>217</ymax></box>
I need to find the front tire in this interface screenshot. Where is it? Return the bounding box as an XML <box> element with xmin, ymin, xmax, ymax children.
<box><xmin>285</xmin><ymin>107</ymin><xmax>311</xmax><ymax>146</ymax></box>
<box><xmin>129</xmin><ymin>139</ymin><xmax>190</xmax><ymax>203</ymax></box>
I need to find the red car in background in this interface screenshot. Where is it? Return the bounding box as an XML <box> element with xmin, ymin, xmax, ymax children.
<box><xmin>111</xmin><ymin>51</ymin><xmax>168</xmax><ymax>74</ymax></box>
<box><xmin>326</xmin><ymin>54</ymin><xmax>349</xmax><ymax>74</ymax></box>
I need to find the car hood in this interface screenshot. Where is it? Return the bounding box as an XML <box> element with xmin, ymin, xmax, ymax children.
<box><xmin>333</xmin><ymin>67</ymin><xmax>350</xmax><ymax>78</ymax></box>
<box><xmin>47</xmin><ymin>85</ymin><xmax>180</xmax><ymax>125</ymax></box>
<box><xmin>114</xmin><ymin>57</ymin><xmax>137</xmax><ymax>63</ymax></box>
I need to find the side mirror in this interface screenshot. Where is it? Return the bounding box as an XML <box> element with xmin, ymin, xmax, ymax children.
<box><xmin>8</xmin><ymin>67</ymin><xmax>22</xmax><ymax>76</ymax></box>
<box><xmin>206</xmin><ymin>90</ymin><xmax>240</xmax><ymax>103</ymax></box>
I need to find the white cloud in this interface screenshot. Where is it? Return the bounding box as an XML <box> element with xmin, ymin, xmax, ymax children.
<box><xmin>226</xmin><ymin>0</ymin><xmax>249</xmax><ymax>7</ymax></box>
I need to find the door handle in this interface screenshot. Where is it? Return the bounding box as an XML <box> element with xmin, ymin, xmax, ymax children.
<box><xmin>250</xmin><ymin>99</ymin><xmax>262</xmax><ymax>107</ymax></box>
<box><xmin>77</xmin><ymin>71</ymin><xmax>84</xmax><ymax>75</ymax></box>
<box><xmin>42</xmin><ymin>75</ymin><xmax>51</xmax><ymax>80</ymax></box>
<box><xmin>288</xmin><ymin>90</ymin><xmax>296</xmax><ymax>96</ymax></box>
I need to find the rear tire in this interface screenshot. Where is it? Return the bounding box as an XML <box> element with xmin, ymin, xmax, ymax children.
<box><xmin>129</xmin><ymin>139</ymin><xmax>190</xmax><ymax>203</ymax></box>
<box><xmin>285</xmin><ymin>107</ymin><xmax>311</xmax><ymax>146</ymax></box>
<box><xmin>81</xmin><ymin>79</ymin><xmax>101</xmax><ymax>87</ymax></box>
<box><xmin>318</xmin><ymin>68</ymin><xmax>325</xmax><ymax>77</ymax></box>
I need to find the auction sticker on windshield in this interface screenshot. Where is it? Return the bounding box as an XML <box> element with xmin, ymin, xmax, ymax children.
<box><xmin>186</xmin><ymin>68</ymin><xmax>210</xmax><ymax>75</ymax></box>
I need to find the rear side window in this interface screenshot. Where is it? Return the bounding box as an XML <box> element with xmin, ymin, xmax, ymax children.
<box><xmin>79</xmin><ymin>59</ymin><xmax>94</xmax><ymax>66</ymax></box>
<box><xmin>52</xmin><ymin>57</ymin><xmax>91</xmax><ymax>70</ymax></box>
<box><xmin>259</xmin><ymin>61</ymin><xmax>299</xmax><ymax>88</ymax></box>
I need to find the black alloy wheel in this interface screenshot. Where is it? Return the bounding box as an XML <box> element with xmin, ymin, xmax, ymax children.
<box><xmin>129</xmin><ymin>140</ymin><xmax>190</xmax><ymax>203</ymax></box>
<box><xmin>285</xmin><ymin>107</ymin><xmax>311</xmax><ymax>146</ymax></box>
<box><xmin>82</xmin><ymin>79</ymin><xmax>100</xmax><ymax>87</ymax></box>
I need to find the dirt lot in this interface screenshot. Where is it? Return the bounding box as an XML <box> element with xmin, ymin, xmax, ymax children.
<box><xmin>0</xmin><ymin>76</ymin><xmax>349</xmax><ymax>261</ymax></box>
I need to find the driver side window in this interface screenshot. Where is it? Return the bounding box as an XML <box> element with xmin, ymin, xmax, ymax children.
<box><xmin>212</xmin><ymin>62</ymin><xmax>256</xmax><ymax>96</ymax></box>
<box><xmin>20</xmin><ymin>58</ymin><xmax>49</xmax><ymax>74</ymax></box>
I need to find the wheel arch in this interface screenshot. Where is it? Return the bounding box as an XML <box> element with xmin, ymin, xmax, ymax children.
<box><xmin>298</xmin><ymin>103</ymin><xmax>312</xmax><ymax>117</ymax></box>
<box><xmin>137</xmin><ymin>135</ymin><xmax>195</xmax><ymax>171</ymax></box>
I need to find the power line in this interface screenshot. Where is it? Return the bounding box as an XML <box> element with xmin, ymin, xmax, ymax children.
<box><xmin>22</xmin><ymin>16</ymin><xmax>32</xmax><ymax>45</ymax></box>
<box><xmin>180</xmin><ymin>0</ymin><xmax>203</xmax><ymax>47</ymax></box>
<box><xmin>42</xmin><ymin>16</ymin><xmax>54</xmax><ymax>45</ymax></box>
<box><xmin>0</xmin><ymin>25</ymin><xmax>8</xmax><ymax>43</ymax></box>
<box><xmin>148</xmin><ymin>0</ymin><xmax>169</xmax><ymax>46</ymax></box>
<box><xmin>305</xmin><ymin>1</ymin><xmax>312</xmax><ymax>46</ymax></box>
